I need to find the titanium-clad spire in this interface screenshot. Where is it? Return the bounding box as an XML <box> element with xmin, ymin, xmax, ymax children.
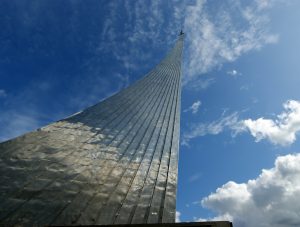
<box><xmin>0</xmin><ymin>35</ymin><xmax>184</xmax><ymax>225</ymax></box>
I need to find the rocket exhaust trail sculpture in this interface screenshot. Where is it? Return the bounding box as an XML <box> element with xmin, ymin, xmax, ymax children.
<box><xmin>0</xmin><ymin>32</ymin><xmax>184</xmax><ymax>225</ymax></box>
<box><xmin>0</xmin><ymin>32</ymin><xmax>232</xmax><ymax>227</ymax></box>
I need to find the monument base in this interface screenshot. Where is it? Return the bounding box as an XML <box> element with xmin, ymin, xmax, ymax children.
<box><xmin>51</xmin><ymin>221</ymin><xmax>232</xmax><ymax>227</ymax></box>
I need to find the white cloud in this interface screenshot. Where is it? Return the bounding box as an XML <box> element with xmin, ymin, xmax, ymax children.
<box><xmin>255</xmin><ymin>0</ymin><xmax>278</xmax><ymax>10</ymax></box>
<box><xmin>182</xmin><ymin>100</ymin><xmax>300</xmax><ymax>147</ymax></box>
<box><xmin>184</xmin><ymin>100</ymin><xmax>202</xmax><ymax>114</ymax></box>
<box><xmin>243</xmin><ymin>100</ymin><xmax>300</xmax><ymax>146</ymax></box>
<box><xmin>0</xmin><ymin>89</ymin><xmax>7</xmax><ymax>98</ymax></box>
<box><xmin>227</xmin><ymin>69</ymin><xmax>238</xmax><ymax>76</ymax></box>
<box><xmin>176</xmin><ymin>211</ymin><xmax>181</xmax><ymax>223</ymax></box>
<box><xmin>99</xmin><ymin>1</ymin><xmax>184</xmax><ymax>72</ymax></box>
<box><xmin>227</xmin><ymin>69</ymin><xmax>242</xmax><ymax>77</ymax></box>
<box><xmin>200</xmin><ymin>153</ymin><xmax>300</xmax><ymax>227</ymax></box>
<box><xmin>195</xmin><ymin>213</ymin><xmax>233</xmax><ymax>222</ymax></box>
<box><xmin>98</xmin><ymin>0</ymin><xmax>280</xmax><ymax>86</ymax></box>
<box><xmin>0</xmin><ymin>1</ymin><xmax>284</xmax><ymax>143</ymax></box>
<box><xmin>186</xmin><ymin>78</ymin><xmax>216</xmax><ymax>91</ymax></box>
<box><xmin>182</xmin><ymin>112</ymin><xmax>244</xmax><ymax>146</ymax></box>
<box><xmin>183</xmin><ymin>0</ymin><xmax>279</xmax><ymax>84</ymax></box>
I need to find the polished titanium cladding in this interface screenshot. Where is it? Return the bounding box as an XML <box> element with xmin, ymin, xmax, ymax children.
<box><xmin>0</xmin><ymin>34</ymin><xmax>184</xmax><ymax>225</ymax></box>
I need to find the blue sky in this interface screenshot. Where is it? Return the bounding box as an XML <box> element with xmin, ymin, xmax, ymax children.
<box><xmin>1</xmin><ymin>1</ymin><xmax>300</xmax><ymax>226</ymax></box>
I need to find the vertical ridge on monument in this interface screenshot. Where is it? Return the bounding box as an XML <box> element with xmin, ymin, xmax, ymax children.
<box><xmin>0</xmin><ymin>33</ymin><xmax>184</xmax><ymax>226</ymax></box>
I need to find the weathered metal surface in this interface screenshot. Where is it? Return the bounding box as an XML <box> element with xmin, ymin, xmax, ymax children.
<box><xmin>0</xmin><ymin>35</ymin><xmax>184</xmax><ymax>226</ymax></box>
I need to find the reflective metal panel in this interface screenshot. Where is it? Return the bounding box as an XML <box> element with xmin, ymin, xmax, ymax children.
<box><xmin>0</xmin><ymin>34</ymin><xmax>184</xmax><ymax>225</ymax></box>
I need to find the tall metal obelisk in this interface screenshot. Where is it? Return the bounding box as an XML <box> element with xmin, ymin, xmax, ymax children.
<box><xmin>0</xmin><ymin>33</ymin><xmax>184</xmax><ymax>226</ymax></box>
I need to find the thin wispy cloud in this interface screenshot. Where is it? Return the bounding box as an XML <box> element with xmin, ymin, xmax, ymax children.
<box><xmin>183</xmin><ymin>0</ymin><xmax>279</xmax><ymax>84</ymax></box>
<box><xmin>227</xmin><ymin>69</ymin><xmax>241</xmax><ymax>77</ymax></box>
<box><xmin>199</xmin><ymin>153</ymin><xmax>300</xmax><ymax>227</ymax></box>
<box><xmin>186</xmin><ymin>78</ymin><xmax>216</xmax><ymax>91</ymax></box>
<box><xmin>0</xmin><ymin>80</ymin><xmax>59</xmax><ymax>142</ymax></box>
<box><xmin>0</xmin><ymin>89</ymin><xmax>7</xmax><ymax>98</ymax></box>
<box><xmin>0</xmin><ymin>0</ymin><xmax>282</xmax><ymax>142</ymax></box>
<box><xmin>99</xmin><ymin>1</ymin><xmax>184</xmax><ymax>72</ymax></box>
<box><xmin>96</xmin><ymin>0</ymin><xmax>279</xmax><ymax>86</ymax></box>
<box><xmin>240</xmin><ymin>85</ymin><xmax>250</xmax><ymax>91</ymax></box>
<box><xmin>188</xmin><ymin>172</ymin><xmax>202</xmax><ymax>183</ymax></box>
<box><xmin>184</xmin><ymin>100</ymin><xmax>202</xmax><ymax>114</ymax></box>
<box><xmin>181</xmin><ymin>112</ymin><xmax>243</xmax><ymax>146</ymax></box>
<box><xmin>0</xmin><ymin>111</ymin><xmax>41</xmax><ymax>142</ymax></box>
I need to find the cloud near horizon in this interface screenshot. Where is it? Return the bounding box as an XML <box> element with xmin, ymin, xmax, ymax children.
<box><xmin>176</xmin><ymin>211</ymin><xmax>181</xmax><ymax>223</ymax></box>
<box><xmin>182</xmin><ymin>100</ymin><xmax>300</xmax><ymax>147</ymax></box>
<box><xmin>199</xmin><ymin>153</ymin><xmax>300</xmax><ymax>227</ymax></box>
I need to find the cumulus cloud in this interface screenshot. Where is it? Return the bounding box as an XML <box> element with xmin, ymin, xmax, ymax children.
<box><xmin>182</xmin><ymin>112</ymin><xmax>244</xmax><ymax>146</ymax></box>
<box><xmin>243</xmin><ymin>100</ymin><xmax>300</xmax><ymax>146</ymax></box>
<box><xmin>184</xmin><ymin>100</ymin><xmax>202</xmax><ymax>114</ymax></box>
<box><xmin>200</xmin><ymin>153</ymin><xmax>300</xmax><ymax>227</ymax></box>
<box><xmin>182</xmin><ymin>100</ymin><xmax>300</xmax><ymax>147</ymax></box>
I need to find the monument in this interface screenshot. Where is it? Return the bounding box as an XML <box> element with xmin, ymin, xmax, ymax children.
<box><xmin>0</xmin><ymin>33</ymin><xmax>231</xmax><ymax>227</ymax></box>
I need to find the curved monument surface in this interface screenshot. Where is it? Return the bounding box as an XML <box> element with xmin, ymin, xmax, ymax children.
<box><xmin>0</xmin><ymin>34</ymin><xmax>184</xmax><ymax>226</ymax></box>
